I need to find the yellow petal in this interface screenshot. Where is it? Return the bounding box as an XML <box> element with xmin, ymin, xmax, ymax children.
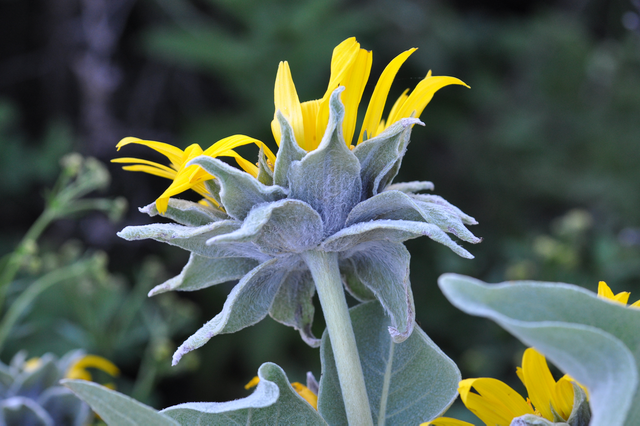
<box><xmin>422</xmin><ymin>417</ymin><xmax>475</xmax><ymax>426</ymax></box>
<box><xmin>612</xmin><ymin>292</ymin><xmax>631</xmax><ymax>305</ymax></box>
<box><xmin>291</xmin><ymin>382</ymin><xmax>318</xmax><ymax>409</ymax></box>
<box><xmin>24</xmin><ymin>357</ymin><xmax>43</xmax><ymax>373</ymax></box>
<box><xmin>630</xmin><ymin>299</ymin><xmax>640</xmax><ymax>308</ymax></box>
<box><xmin>459</xmin><ymin>378</ymin><xmax>532</xmax><ymax>426</ymax></box>
<box><xmin>521</xmin><ymin>348</ymin><xmax>556</xmax><ymax>421</ymax></box>
<box><xmin>598</xmin><ymin>281</ymin><xmax>630</xmax><ymax>305</ymax></box>
<box><xmin>223</xmin><ymin>151</ymin><xmax>259</xmax><ymax>177</ymax></box>
<box><xmin>66</xmin><ymin>355</ymin><xmax>120</xmax><ymax>381</ymax></box>
<box><xmin>387</xmin><ymin>75</ymin><xmax>469</xmax><ymax>126</ymax></box>
<box><xmin>118</xmin><ymin>165</ymin><xmax>177</xmax><ymax>180</ymax></box>
<box><xmin>382</xmin><ymin>89</ymin><xmax>410</xmax><ymax>135</ymax></box>
<box><xmin>116</xmin><ymin>137</ymin><xmax>185</xmax><ymax>169</ymax></box>
<box><xmin>271</xmin><ymin>62</ymin><xmax>304</xmax><ymax>147</ymax></box>
<box><xmin>324</xmin><ymin>37</ymin><xmax>360</xmax><ymax>99</ymax></box>
<box><xmin>301</xmin><ymin>100</ymin><xmax>320</xmax><ymax>151</ymax></box>
<box><xmin>203</xmin><ymin>135</ymin><xmax>276</xmax><ymax>168</ymax></box>
<box><xmin>358</xmin><ymin>48</ymin><xmax>417</xmax><ymax>144</ymax></box>
<box><xmin>340</xmin><ymin>48</ymin><xmax>372</xmax><ymax>147</ymax></box>
<box><xmin>554</xmin><ymin>376</ymin><xmax>575</xmax><ymax>419</ymax></box>
<box><xmin>112</xmin><ymin>158</ymin><xmax>177</xmax><ymax>179</ymax></box>
<box><xmin>597</xmin><ymin>281</ymin><xmax>614</xmax><ymax>299</ymax></box>
<box><xmin>245</xmin><ymin>376</ymin><xmax>260</xmax><ymax>389</ymax></box>
<box><xmin>313</xmin><ymin>38</ymin><xmax>362</xmax><ymax>149</ymax></box>
<box><xmin>516</xmin><ymin>366</ymin><xmax>525</xmax><ymax>386</ymax></box>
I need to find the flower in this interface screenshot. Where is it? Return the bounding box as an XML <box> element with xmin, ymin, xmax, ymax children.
<box><xmin>118</xmin><ymin>38</ymin><xmax>480</xmax><ymax>365</ymax></box>
<box><xmin>112</xmin><ymin>136</ymin><xmax>276</xmax><ymax>214</ymax></box>
<box><xmin>425</xmin><ymin>348</ymin><xmax>589</xmax><ymax>426</ymax></box>
<box><xmin>1</xmin><ymin>350</ymin><xmax>119</xmax><ymax>425</ymax></box>
<box><xmin>597</xmin><ymin>281</ymin><xmax>640</xmax><ymax>307</ymax></box>
<box><xmin>65</xmin><ymin>354</ymin><xmax>120</xmax><ymax>389</ymax></box>
<box><xmin>271</xmin><ymin>37</ymin><xmax>468</xmax><ymax>151</ymax></box>
<box><xmin>114</xmin><ymin>38</ymin><xmax>465</xmax><ymax>213</ymax></box>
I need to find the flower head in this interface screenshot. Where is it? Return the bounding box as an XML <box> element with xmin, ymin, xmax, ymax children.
<box><xmin>597</xmin><ymin>281</ymin><xmax>640</xmax><ymax>308</ymax></box>
<box><xmin>117</xmin><ymin>38</ymin><xmax>480</xmax><ymax>365</ymax></box>
<box><xmin>271</xmin><ymin>37</ymin><xmax>468</xmax><ymax>151</ymax></box>
<box><xmin>1</xmin><ymin>350</ymin><xmax>119</xmax><ymax>425</ymax></box>
<box><xmin>426</xmin><ymin>348</ymin><xmax>590</xmax><ymax>426</ymax></box>
<box><xmin>112</xmin><ymin>136</ymin><xmax>275</xmax><ymax>213</ymax></box>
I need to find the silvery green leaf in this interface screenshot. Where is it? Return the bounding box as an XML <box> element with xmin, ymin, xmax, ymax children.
<box><xmin>118</xmin><ymin>222</ymin><xmax>270</xmax><ymax>261</ymax></box>
<box><xmin>0</xmin><ymin>363</ymin><xmax>12</xmax><ymax>391</ymax></box>
<box><xmin>173</xmin><ymin>257</ymin><xmax>296</xmax><ymax>365</ymax></box>
<box><xmin>62</xmin><ymin>379</ymin><xmax>179</xmax><ymax>426</ymax></box>
<box><xmin>207</xmin><ymin>199</ymin><xmax>324</xmax><ymax>255</ymax></box>
<box><xmin>148</xmin><ymin>253</ymin><xmax>259</xmax><ymax>296</ymax></box>
<box><xmin>346</xmin><ymin>190</ymin><xmax>480</xmax><ymax>244</ymax></box>
<box><xmin>161</xmin><ymin>362</ymin><xmax>326</xmax><ymax>425</ymax></box>
<box><xmin>511</xmin><ymin>414</ymin><xmax>563</xmax><ymax>426</ymax></box>
<box><xmin>204</xmin><ymin>178</ymin><xmax>222</xmax><ymax>206</ymax></box>
<box><xmin>353</xmin><ymin>118</ymin><xmax>423</xmax><ymax>199</ymax></box>
<box><xmin>10</xmin><ymin>354</ymin><xmax>58</xmax><ymax>399</ymax></box>
<box><xmin>38</xmin><ymin>386</ymin><xmax>91</xmax><ymax>426</ymax></box>
<box><xmin>188</xmin><ymin>156</ymin><xmax>287</xmax><ymax>220</ymax></box>
<box><xmin>344</xmin><ymin>241</ymin><xmax>414</xmax><ymax>342</ymax></box>
<box><xmin>269</xmin><ymin>269</ymin><xmax>319</xmax><ymax>347</ymax></box>
<box><xmin>567</xmin><ymin>382</ymin><xmax>591</xmax><ymax>426</ymax></box>
<box><xmin>411</xmin><ymin>193</ymin><xmax>478</xmax><ymax>225</ymax></box>
<box><xmin>273</xmin><ymin>110</ymin><xmax>306</xmax><ymax>188</ymax></box>
<box><xmin>322</xmin><ymin>219</ymin><xmax>474</xmax><ymax>259</ymax></box>
<box><xmin>318</xmin><ymin>302</ymin><xmax>460</xmax><ymax>426</ymax></box>
<box><xmin>140</xmin><ymin>198</ymin><xmax>228</xmax><ymax>226</ymax></box>
<box><xmin>257</xmin><ymin>145</ymin><xmax>274</xmax><ymax>186</ymax></box>
<box><xmin>0</xmin><ymin>396</ymin><xmax>53</xmax><ymax>426</ymax></box>
<box><xmin>438</xmin><ymin>273</ymin><xmax>640</xmax><ymax>426</ymax></box>
<box><xmin>385</xmin><ymin>181</ymin><xmax>434</xmax><ymax>193</ymax></box>
<box><xmin>340</xmin><ymin>258</ymin><xmax>376</xmax><ymax>302</ymax></box>
<box><xmin>288</xmin><ymin>88</ymin><xmax>362</xmax><ymax>237</ymax></box>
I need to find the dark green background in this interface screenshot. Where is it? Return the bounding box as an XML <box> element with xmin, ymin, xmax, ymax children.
<box><xmin>1</xmin><ymin>0</ymin><xmax>639</xmax><ymax>422</ymax></box>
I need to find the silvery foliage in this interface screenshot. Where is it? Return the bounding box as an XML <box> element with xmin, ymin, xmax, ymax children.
<box><xmin>119</xmin><ymin>87</ymin><xmax>480</xmax><ymax>365</ymax></box>
<box><xmin>0</xmin><ymin>350</ymin><xmax>92</xmax><ymax>426</ymax></box>
<box><xmin>63</xmin><ymin>362</ymin><xmax>325</xmax><ymax>425</ymax></box>
<box><xmin>319</xmin><ymin>302</ymin><xmax>460</xmax><ymax>425</ymax></box>
<box><xmin>439</xmin><ymin>273</ymin><xmax>640</xmax><ymax>426</ymax></box>
<box><xmin>64</xmin><ymin>301</ymin><xmax>462</xmax><ymax>426</ymax></box>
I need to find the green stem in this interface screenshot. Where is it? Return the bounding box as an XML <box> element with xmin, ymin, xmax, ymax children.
<box><xmin>302</xmin><ymin>250</ymin><xmax>373</xmax><ymax>426</ymax></box>
<box><xmin>0</xmin><ymin>209</ymin><xmax>57</xmax><ymax>311</ymax></box>
<box><xmin>0</xmin><ymin>258</ymin><xmax>95</xmax><ymax>353</ymax></box>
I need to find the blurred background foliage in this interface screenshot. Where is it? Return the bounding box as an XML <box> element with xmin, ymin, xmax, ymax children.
<box><xmin>1</xmin><ymin>0</ymin><xmax>640</xmax><ymax>422</ymax></box>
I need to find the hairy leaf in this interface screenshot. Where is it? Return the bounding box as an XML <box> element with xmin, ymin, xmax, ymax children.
<box><xmin>148</xmin><ymin>253</ymin><xmax>258</xmax><ymax>296</ymax></box>
<box><xmin>439</xmin><ymin>274</ymin><xmax>640</xmax><ymax>426</ymax></box>
<box><xmin>288</xmin><ymin>88</ymin><xmax>362</xmax><ymax>237</ymax></box>
<box><xmin>161</xmin><ymin>362</ymin><xmax>326</xmax><ymax>425</ymax></box>
<box><xmin>62</xmin><ymin>380</ymin><xmax>179</xmax><ymax>426</ymax></box>
<box><xmin>318</xmin><ymin>302</ymin><xmax>460</xmax><ymax>425</ymax></box>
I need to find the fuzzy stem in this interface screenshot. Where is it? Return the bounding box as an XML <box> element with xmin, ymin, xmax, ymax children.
<box><xmin>302</xmin><ymin>250</ymin><xmax>372</xmax><ymax>426</ymax></box>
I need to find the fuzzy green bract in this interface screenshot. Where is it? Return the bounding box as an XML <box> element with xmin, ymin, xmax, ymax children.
<box><xmin>64</xmin><ymin>363</ymin><xmax>325</xmax><ymax>426</ymax></box>
<box><xmin>439</xmin><ymin>273</ymin><xmax>640</xmax><ymax>426</ymax></box>
<box><xmin>118</xmin><ymin>88</ymin><xmax>479</xmax><ymax>364</ymax></box>
<box><xmin>318</xmin><ymin>302</ymin><xmax>460</xmax><ymax>425</ymax></box>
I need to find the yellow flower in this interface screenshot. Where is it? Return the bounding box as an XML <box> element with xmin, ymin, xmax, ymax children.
<box><xmin>597</xmin><ymin>281</ymin><xmax>640</xmax><ymax>307</ymax></box>
<box><xmin>114</xmin><ymin>37</ymin><xmax>466</xmax><ymax>213</ymax></box>
<box><xmin>425</xmin><ymin>348</ymin><xmax>585</xmax><ymax>426</ymax></box>
<box><xmin>65</xmin><ymin>354</ymin><xmax>120</xmax><ymax>388</ymax></box>
<box><xmin>272</xmin><ymin>37</ymin><xmax>469</xmax><ymax>151</ymax></box>
<box><xmin>112</xmin><ymin>136</ymin><xmax>276</xmax><ymax>213</ymax></box>
<box><xmin>245</xmin><ymin>376</ymin><xmax>318</xmax><ymax>410</ymax></box>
